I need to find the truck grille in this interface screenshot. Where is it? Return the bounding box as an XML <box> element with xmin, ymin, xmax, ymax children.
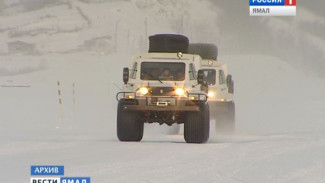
<box><xmin>148</xmin><ymin>97</ymin><xmax>176</xmax><ymax>106</ymax></box>
<box><xmin>149</xmin><ymin>87</ymin><xmax>174</xmax><ymax>96</ymax></box>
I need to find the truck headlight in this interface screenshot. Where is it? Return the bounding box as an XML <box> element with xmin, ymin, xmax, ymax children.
<box><xmin>175</xmin><ymin>88</ymin><xmax>185</xmax><ymax>96</ymax></box>
<box><xmin>208</xmin><ymin>91</ymin><xmax>215</xmax><ymax>98</ymax></box>
<box><xmin>139</xmin><ymin>87</ymin><xmax>149</xmax><ymax>95</ymax></box>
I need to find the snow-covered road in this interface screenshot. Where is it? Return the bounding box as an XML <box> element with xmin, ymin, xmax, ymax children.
<box><xmin>1</xmin><ymin>131</ymin><xmax>324</xmax><ymax>183</ymax></box>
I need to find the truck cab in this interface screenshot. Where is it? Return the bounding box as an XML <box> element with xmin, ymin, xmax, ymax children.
<box><xmin>201</xmin><ymin>60</ymin><xmax>234</xmax><ymax>102</ymax></box>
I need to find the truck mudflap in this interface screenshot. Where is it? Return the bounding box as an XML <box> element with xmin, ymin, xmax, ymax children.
<box><xmin>122</xmin><ymin>105</ymin><xmax>200</xmax><ymax>111</ymax></box>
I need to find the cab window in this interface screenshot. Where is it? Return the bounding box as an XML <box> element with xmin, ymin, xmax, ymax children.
<box><xmin>140</xmin><ymin>62</ymin><xmax>185</xmax><ymax>81</ymax></box>
<box><xmin>202</xmin><ymin>69</ymin><xmax>216</xmax><ymax>85</ymax></box>
<box><xmin>130</xmin><ymin>62</ymin><xmax>137</xmax><ymax>79</ymax></box>
<box><xmin>189</xmin><ymin>63</ymin><xmax>197</xmax><ymax>80</ymax></box>
<box><xmin>219</xmin><ymin>69</ymin><xmax>226</xmax><ymax>84</ymax></box>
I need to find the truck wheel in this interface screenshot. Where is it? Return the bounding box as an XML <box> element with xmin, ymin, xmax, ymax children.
<box><xmin>188</xmin><ymin>43</ymin><xmax>218</xmax><ymax>60</ymax></box>
<box><xmin>148</xmin><ymin>34</ymin><xmax>189</xmax><ymax>53</ymax></box>
<box><xmin>184</xmin><ymin>103</ymin><xmax>210</xmax><ymax>143</ymax></box>
<box><xmin>117</xmin><ymin>101</ymin><xmax>144</xmax><ymax>141</ymax></box>
<box><xmin>210</xmin><ymin>101</ymin><xmax>235</xmax><ymax>133</ymax></box>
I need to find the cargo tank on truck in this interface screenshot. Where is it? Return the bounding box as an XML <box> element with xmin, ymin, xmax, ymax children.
<box><xmin>116</xmin><ymin>34</ymin><xmax>210</xmax><ymax>143</ymax></box>
<box><xmin>189</xmin><ymin>43</ymin><xmax>235</xmax><ymax>133</ymax></box>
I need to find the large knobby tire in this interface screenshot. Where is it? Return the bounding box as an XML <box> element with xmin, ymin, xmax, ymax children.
<box><xmin>148</xmin><ymin>34</ymin><xmax>189</xmax><ymax>53</ymax></box>
<box><xmin>188</xmin><ymin>43</ymin><xmax>218</xmax><ymax>60</ymax></box>
<box><xmin>184</xmin><ymin>103</ymin><xmax>210</xmax><ymax>143</ymax></box>
<box><xmin>210</xmin><ymin>101</ymin><xmax>235</xmax><ymax>133</ymax></box>
<box><xmin>117</xmin><ymin>101</ymin><xmax>144</xmax><ymax>141</ymax></box>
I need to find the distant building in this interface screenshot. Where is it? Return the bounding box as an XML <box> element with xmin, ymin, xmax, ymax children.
<box><xmin>7</xmin><ymin>41</ymin><xmax>36</xmax><ymax>54</ymax></box>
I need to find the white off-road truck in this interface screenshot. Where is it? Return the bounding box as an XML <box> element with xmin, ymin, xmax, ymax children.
<box><xmin>189</xmin><ymin>43</ymin><xmax>235</xmax><ymax>133</ymax></box>
<box><xmin>116</xmin><ymin>34</ymin><xmax>210</xmax><ymax>143</ymax></box>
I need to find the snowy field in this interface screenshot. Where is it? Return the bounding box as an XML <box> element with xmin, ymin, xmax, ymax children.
<box><xmin>0</xmin><ymin>53</ymin><xmax>324</xmax><ymax>183</ymax></box>
<box><xmin>0</xmin><ymin>0</ymin><xmax>325</xmax><ymax>182</ymax></box>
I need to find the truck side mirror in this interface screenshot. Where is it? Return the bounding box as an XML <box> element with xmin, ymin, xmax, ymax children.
<box><xmin>197</xmin><ymin>70</ymin><xmax>205</xmax><ymax>85</ymax></box>
<box><xmin>226</xmin><ymin>74</ymin><xmax>234</xmax><ymax>94</ymax></box>
<box><xmin>123</xmin><ymin>67</ymin><xmax>129</xmax><ymax>84</ymax></box>
<box><xmin>226</xmin><ymin>74</ymin><xmax>232</xmax><ymax>87</ymax></box>
<box><xmin>228</xmin><ymin>80</ymin><xmax>234</xmax><ymax>94</ymax></box>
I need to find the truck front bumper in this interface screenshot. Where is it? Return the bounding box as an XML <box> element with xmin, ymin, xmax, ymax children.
<box><xmin>122</xmin><ymin>105</ymin><xmax>200</xmax><ymax>111</ymax></box>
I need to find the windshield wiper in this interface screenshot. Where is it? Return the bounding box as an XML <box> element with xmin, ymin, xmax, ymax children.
<box><xmin>143</xmin><ymin>71</ymin><xmax>163</xmax><ymax>83</ymax></box>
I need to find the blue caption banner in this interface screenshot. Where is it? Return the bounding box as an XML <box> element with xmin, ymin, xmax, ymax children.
<box><xmin>249</xmin><ymin>0</ymin><xmax>284</xmax><ymax>6</ymax></box>
<box><xmin>31</xmin><ymin>166</ymin><xmax>64</xmax><ymax>176</ymax></box>
<box><xmin>61</xmin><ymin>177</ymin><xmax>91</xmax><ymax>183</ymax></box>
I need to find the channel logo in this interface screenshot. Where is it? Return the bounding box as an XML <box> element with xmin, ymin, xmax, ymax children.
<box><xmin>249</xmin><ymin>0</ymin><xmax>296</xmax><ymax>16</ymax></box>
<box><xmin>30</xmin><ymin>165</ymin><xmax>90</xmax><ymax>183</ymax></box>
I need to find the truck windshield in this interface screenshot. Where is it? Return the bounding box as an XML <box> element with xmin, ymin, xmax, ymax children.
<box><xmin>141</xmin><ymin>62</ymin><xmax>185</xmax><ymax>81</ymax></box>
<box><xmin>202</xmin><ymin>69</ymin><xmax>216</xmax><ymax>85</ymax></box>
